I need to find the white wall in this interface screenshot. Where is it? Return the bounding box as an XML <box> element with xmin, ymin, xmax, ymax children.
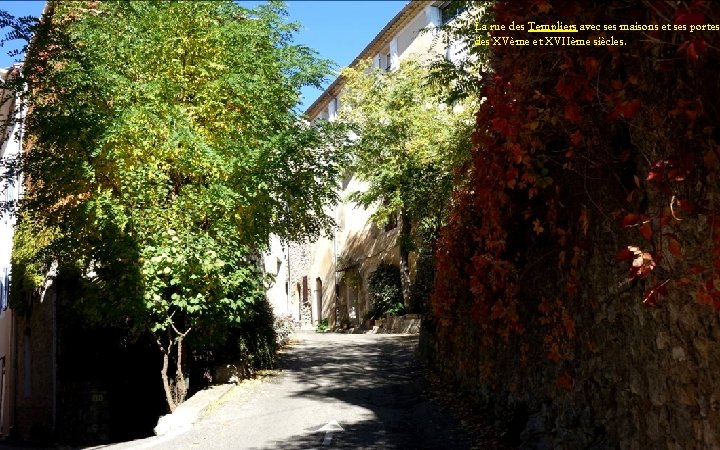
<box><xmin>0</xmin><ymin>67</ymin><xmax>23</xmax><ymax>311</ymax></box>
<box><xmin>0</xmin><ymin>65</ymin><xmax>23</xmax><ymax>437</ymax></box>
<box><xmin>263</xmin><ymin>235</ymin><xmax>291</xmax><ymax>318</ymax></box>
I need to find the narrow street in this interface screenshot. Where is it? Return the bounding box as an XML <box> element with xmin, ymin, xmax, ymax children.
<box><xmin>96</xmin><ymin>331</ymin><xmax>508</xmax><ymax>450</ymax></box>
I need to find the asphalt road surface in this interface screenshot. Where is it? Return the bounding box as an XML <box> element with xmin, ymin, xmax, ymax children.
<box><xmin>89</xmin><ymin>331</ymin><xmax>495</xmax><ymax>449</ymax></box>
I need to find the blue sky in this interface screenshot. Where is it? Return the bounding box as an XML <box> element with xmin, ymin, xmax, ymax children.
<box><xmin>0</xmin><ymin>0</ymin><xmax>406</xmax><ymax>110</ymax></box>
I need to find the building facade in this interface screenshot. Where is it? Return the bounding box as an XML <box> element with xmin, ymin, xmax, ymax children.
<box><xmin>264</xmin><ymin>0</ymin><xmax>465</xmax><ymax>328</ymax></box>
<box><xmin>0</xmin><ymin>65</ymin><xmax>25</xmax><ymax>439</ymax></box>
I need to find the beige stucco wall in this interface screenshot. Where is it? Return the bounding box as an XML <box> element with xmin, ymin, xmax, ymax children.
<box><xmin>397</xmin><ymin>5</ymin><xmax>444</xmax><ymax>62</ymax></box>
<box><xmin>265</xmin><ymin>1</ymin><xmax>466</xmax><ymax>328</ymax></box>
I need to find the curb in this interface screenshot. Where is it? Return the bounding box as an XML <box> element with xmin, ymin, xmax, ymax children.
<box><xmin>153</xmin><ymin>383</ymin><xmax>236</xmax><ymax>436</ymax></box>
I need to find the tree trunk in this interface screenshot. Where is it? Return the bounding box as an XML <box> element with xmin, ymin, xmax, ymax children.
<box><xmin>174</xmin><ymin>333</ymin><xmax>188</xmax><ymax>406</ymax></box>
<box><xmin>158</xmin><ymin>337</ymin><xmax>178</xmax><ymax>413</ymax></box>
<box><xmin>157</xmin><ymin>324</ymin><xmax>191</xmax><ymax>413</ymax></box>
<box><xmin>399</xmin><ymin>210</ymin><xmax>412</xmax><ymax>308</ymax></box>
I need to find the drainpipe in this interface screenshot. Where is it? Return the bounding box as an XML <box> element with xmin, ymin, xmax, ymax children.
<box><xmin>284</xmin><ymin>241</ymin><xmax>289</xmax><ymax>316</ymax></box>
<box><xmin>333</xmin><ymin>205</ymin><xmax>338</xmax><ymax>328</ymax></box>
<box><xmin>284</xmin><ymin>203</ymin><xmax>291</xmax><ymax>320</ymax></box>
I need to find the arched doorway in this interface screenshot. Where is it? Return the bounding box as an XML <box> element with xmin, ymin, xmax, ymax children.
<box><xmin>315</xmin><ymin>278</ymin><xmax>323</xmax><ymax>324</ymax></box>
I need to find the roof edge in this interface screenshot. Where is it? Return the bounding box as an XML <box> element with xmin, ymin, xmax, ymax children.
<box><xmin>303</xmin><ymin>0</ymin><xmax>427</xmax><ymax>119</ymax></box>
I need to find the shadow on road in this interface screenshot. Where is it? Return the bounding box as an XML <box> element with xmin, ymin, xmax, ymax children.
<box><xmin>251</xmin><ymin>333</ymin><xmax>513</xmax><ymax>450</ymax></box>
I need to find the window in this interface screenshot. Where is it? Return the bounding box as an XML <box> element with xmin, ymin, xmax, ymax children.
<box><xmin>0</xmin><ymin>356</ymin><xmax>5</xmax><ymax>432</ymax></box>
<box><xmin>386</xmin><ymin>52</ymin><xmax>391</xmax><ymax>71</ymax></box>
<box><xmin>327</xmin><ymin>97</ymin><xmax>337</xmax><ymax>121</ymax></box>
<box><xmin>440</xmin><ymin>1</ymin><xmax>468</xmax><ymax>25</ymax></box>
<box><xmin>0</xmin><ymin>267</ymin><xmax>8</xmax><ymax>311</ymax></box>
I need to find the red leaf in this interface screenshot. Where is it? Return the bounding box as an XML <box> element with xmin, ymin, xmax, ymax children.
<box><xmin>647</xmin><ymin>160</ymin><xmax>669</xmax><ymax>182</ymax></box>
<box><xmin>668</xmin><ymin>239</ymin><xmax>682</xmax><ymax>258</ymax></box>
<box><xmin>678</xmin><ymin>38</ymin><xmax>707</xmax><ymax>61</ymax></box>
<box><xmin>582</xmin><ymin>57</ymin><xmax>599</xmax><ymax>77</ymax></box>
<box><xmin>580</xmin><ymin>88</ymin><xmax>595</xmax><ymax>102</ymax></box>
<box><xmin>676</xmin><ymin>199</ymin><xmax>695</xmax><ymax>213</ymax></box>
<box><xmin>538</xmin><ymin>298</ymin><xmax>551</xmax><ymax>314</ymax></box>
<box><xmin>579</xmin><ymin>208</ymin><xmax>589</xmax><ymax>236</ymax></box>
<box><xmin>548</xmin><ymin>344</ymin><xmax>561</xmax><ymax>362</ymax></box>
<box><xmin>689</xmin><ymin>264</ymin><xmax>708</xmax><ymax>274</ymax></box>
<box><xmin>639</xmin><ymin>222</ymin><xmax>653</xmax><ymax>241</ymax></box>
<box><xmin>616</xmin><ymin>247</ymin><xmax>633</xmax><ymax>261</ymax></box>
<box><xmin>555</xmin><ymin>77</ymin><xmax>578</xmax><ymax>100</ymax></box>
<box><xmin>643</xmin><ymin>288</ymin><xmax>659</xmax><ymax>306</ymax></box>
<box><xmin>556</xmin><ymin>371</ymin><xmax>574</xmax><ymax>391</ymax></box>
<box><xmin>705</xmin><ymin>279</ymin><xmax>715</xmax><ymax>292</ymax></box>
<box><xmin>697</xmin><ymin>290</ymin><xmax>713</xmax><ymax>305</ymax></box>
<box><xmin>622</xmin><ymin>213</ymin><xmax>641</xmax><ymax>227</ymax></box>
<box><xmin>491</xmin><ymin>118</ymin><xmax>512</xmax><ymax>137</ymax></box>
<box><xmin>619</xmin><ymin>99</ymin><xmax>642</xmax><ymax>119</ymax></box>
<box><xmin>713</xmin><ymin>297</ymin><xmax>720</xmax><ymax>311</ymax></box>
<box><xmin>506</xmin><ymin>167</ymin><xmax>519</xmax><ymax>188</ymax></box>
<box><xmin>533</xmin><ymin>218</ymin><xmax>545</xmax><ymax>235</ymax></box>
<box><xmin>644</xmin><ymin>280</ymin><xmax>669</xmax><ymax>306</ymax></box>
<box><xmin>674</xmin><ymin>9</ymin><xmax>705</xmax><ymax>26</ymax></box>
<box><xmin>629</xmin><ymin>250</ymin><xmax>655</xmax><ymax>279</ymax></box>
<box><xmin>569</xmin><ymin>130</ymin><xmax>583</xmax><ymax>146</ymax></box>
<box><xmin>564</xmin><ymin>102</ymin><xmax>582</xmax><ymax>124</ymax></box>
<box><xmin>490</xmin><ymin>301</ymin><xmax>505</xmax><ymax>320</ymax></box>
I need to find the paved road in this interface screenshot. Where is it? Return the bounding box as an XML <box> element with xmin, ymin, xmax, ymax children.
<box><xmin>101</xmin><ymin>331</ymin><xmax>485</xmax><ymax>450</ymax></box>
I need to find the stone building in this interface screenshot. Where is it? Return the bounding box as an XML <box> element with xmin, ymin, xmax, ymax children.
<box><xmin>263</xmin><ymin>0</ymin><xmax>468</xmax><ymax>328</ymax></box>
<box><xmin>0</xmin><ymin>4</ymin><xmax>167</xmax><ymax>439</ymax></box>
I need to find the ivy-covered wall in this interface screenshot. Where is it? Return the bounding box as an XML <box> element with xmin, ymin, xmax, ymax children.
<box><xmin>425</xmin><ymin>1</ymin><xmax>720</xmax><ymax>448</ymax></box>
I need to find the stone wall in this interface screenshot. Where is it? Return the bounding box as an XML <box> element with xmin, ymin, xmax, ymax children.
<box><xmin>12</xmin><ymin>277</ymin><xmax>166</xmax><ymax>444</ymax></box>
<box><xmin>13</xmin><ymin>285</ymin><xmax>56</xmax><ymax>443</ymax></box>
<box><xmin>420</xmin><ymin>1</ymin><xmax>720</xmax><ymax>447</ymax></box>
<box><xmin>288</xmin><ymin>243</ymin><xmax>313</xmax><ymax>326</ymax></box>
<box><xmin>423</xmin><ymin>225</ymin><xmax>720</xmax><ymax>449</ymax></box>
<box><xmin>377</xmin><ymin>314</ymin><xmax>421</xmax><ymax>334</ymax></box>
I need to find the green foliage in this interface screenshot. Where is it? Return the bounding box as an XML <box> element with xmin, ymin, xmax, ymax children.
<box><xmin>338</xmin><ymin>58</ymin><xmax>474</xmax><ymax>245</ymax></box>
<box><xmin>315</xmin><ymin>318</ymin><xmax>329</xmax><ymax>332</ymax></box>
<box><xmin>338</xmin><ymin>57</ymin><xmax>474</xmax><ymax>308</ymax></box>
<box><xmin>8</xmin><ymin>220</ymin><xmax>52</xmax><ymax>313</ymax></box>
<box><xmin>233</xmin><ymin>297</ymin><xmax>278</xmax><ymax>373</ymax></box>
<box><xmin>367</xmin><ymin>263</ymin><xmax>405</xmax><ymax>319</ymax></box>
<box><xmin>8</xmin><ymin>0</ymin><xmax>346</xmax><ymax>409</ymax></box>
<box><xmin>426</xmin><ymin>1</ymin><xmax>494</xmax><ymax>104</ymax></box>
<box><xmin>409</xmin><ymin>246</ymin><xmax>435</xmax><ymax>315</ymax></box>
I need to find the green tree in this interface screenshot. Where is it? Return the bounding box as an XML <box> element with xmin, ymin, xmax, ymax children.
<box><xmin>367</xmin><ymin>263</ymin><xmax>405</xmax><ymax>319</ymax></box>
<box><xmin>338</xmin><ymin>59</ymin><xmax>474</xmax><ymax>307</ymax></box>
<box><xmin>8</xmin><ymin>1</ymin><xmax>346</xmax><ymax>411</ymax></box>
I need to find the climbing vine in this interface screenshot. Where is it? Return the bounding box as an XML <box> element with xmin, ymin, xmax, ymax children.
<box><xmin>431</xmin><ymin>0</ymin><xmax>720</xmax><ymax>373</ymax></box>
